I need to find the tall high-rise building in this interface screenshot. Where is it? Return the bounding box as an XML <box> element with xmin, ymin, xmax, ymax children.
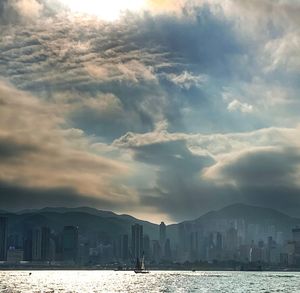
<box><xmin>164</xmin><ymin>238</ymin><xmax>172</xmax><ymax>260</ymax></box>
<box><xmin>121</xmin><ymin>234</ymin><xmax>129</xmax><ymax>261</ymax></box>
<box><xmin>0</xmin><ymin>217</ymin><xmax>8</xmax><ymax>261</ymax></box>
<box><xmin>23</xmin><ymin>230</ymin><xmax>33</xmax><ymax>261</ymax></box>
<box><xmin>62</xmin><ymin>226</ymin><xmax>79</xmax><ymax>262</ymax></box>
<box><xmin>143</xmin><ymin>234</ymin><xmax>150</xmax><ymax>259</ymax></box>
<box><xmin>152</xmin><ymin>240</ymin><xmax>161</xmax><ymax>263</ymax></box>
<box><xmin>226</xmin><ymin>227</ymin><xmax>238</xmax><ymax>250</ymax></box>
<box><xmin>189</xmin><ymin>231</ymin><xmax>199</xmax><ymax>261</ymax></box>
<box><xmin>116</xmin><ymin>234</ymin><xmax>129</xmax><ymax>261</ymax></box>
<box><xmin>24</xmin><ymin>227</ymin><xmax>52</xmax><ymax>262</ymax></box>
<box><xmin>41</xmin><ymin>227</ymin><xmax>51</xmax><ymax>261</ymax></box>
<box><xmin>32</xmin><ymin>228</ymin><xmax>42</xmax><ymax>261</ymax></box>
<box><xmin>159</xmin><ymin>222</ymin><xmax>166</xmax><ymax>246</ymax></box>
<box><xmin>131</xmin><ymin>224</ymin><xmax>143</xmax><ymax>259</ymax></box>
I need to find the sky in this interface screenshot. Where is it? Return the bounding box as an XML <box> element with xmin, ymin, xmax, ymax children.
<box><xmin>0</xmin><ymin>0</ymin><xmax>300</xmax><ymax>223</ymax></box>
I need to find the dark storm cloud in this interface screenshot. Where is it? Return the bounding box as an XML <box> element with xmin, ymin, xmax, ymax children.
<box><xmin>132</xmin><ymin>139</ymin><xmax>213</xmax><ymax>169</ymax></box>
<box><xmin>0</xmin><ymin>137</ymin><xmax>37</xmax><ymax>158</ymax></box>
<box><xmin>0</xmin><ymin>80</ymin><xmax>134</xmax><ymax>212</ymax></box>
<box><xmin>115</xmin><ymin>126</ymin><xmax>300</xmax><ymax>221</ymax></box>
<box><xmin>115</xmin><ymin>133</ymin><xmax>225</xmax><ymax>219</ymax></box>
<box><xmin>213</xmin><ymin>147</ymin><xmax>300</xmax><ymax>187</ymax></box>
<box><xmin>0</xmin><ymin>181</ymin><xmax>116</xmax><ymax>211</ymax></box>
<box><xmin>128</xmin><ymin>139</ymin><xmax>238</xmax><ymax>221</ymax></box>
<box><xmin>205</xmin><ymin>146</ymin><xmax>300</xmax><ymax>215</ymax></box>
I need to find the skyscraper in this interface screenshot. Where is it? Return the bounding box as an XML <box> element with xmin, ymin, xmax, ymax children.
<box><xmin>116</xmin><ymin>234</ymin><xmax>129</xmax><ymax>261</ymax></box>
<box><xmin>164</xmin><ymin>238</ymin><xmax>172</xmax><ymax>260</ymax></box>
<box><xmin>226</xmin><ymin>227</ymin><xmax>238</xmax><ymax>250</ymax></box>
<box><xmin>32</xmin><ymin>228</ymin><xmax>42</xmax><ymax>261</ymax></box>
<box><xmin>41</xmin><ymin>227</ymin><xmax>51</xmax><ymax>261</ymax></box>
<box><xmin>23</xmin><ymin>230</ymin><xmax>33</xmax><ymax>261</ymax></box>
<box><xmin>143</xmin><ymin>234</ymin><xmax>150</xmax><ymax>259</ymax></box>
<box><xmin>159</xmin><ymin>222</ymin><xmax>166</xmax><ymax>246</ymax></box>
<box><xmin>152</xmin><ymin>240</ymin><xmax>161</xmax><ymax>263</ymax></box>
<box><xmin>121</xmin><ymin>234</ymin><xmax>129</xmax><ymax>261</ymax></box>
<box><xmin>62</xmin><ymin>226</ymin><xmax>79</xmax><ymax>262</ymax></box>
<box><xmin>0</xmin><ymin>217</ymin><xmax>7</xmax><ymax>261</ymax></box>
<box><xmin>131</xmin><ymin>224</ymin><xmax>143</xmax><ymax>259</ymax></box>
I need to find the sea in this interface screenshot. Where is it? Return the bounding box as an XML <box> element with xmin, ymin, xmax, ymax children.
<box><xmin>0</xmin><ymin>270</ymin><xmax>299</xmax><ymax>292</ymax></box>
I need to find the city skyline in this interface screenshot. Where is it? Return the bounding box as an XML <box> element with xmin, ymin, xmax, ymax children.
<box><xmin>1</xmin><ymin>202</ymin><xmax>300</xmax><ymax>268</ymax></box>
<box><xmin>1</xmin><ymin>0</ymin><xmax>300</xmax><ymax>223</ymax></box>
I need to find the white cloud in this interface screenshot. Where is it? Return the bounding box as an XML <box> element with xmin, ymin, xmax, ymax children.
<box><xmin>227</xmin><ymin>99</ymin><xmax>253</xmax><ymax>113</ymax></box>
<box><xmin>85</xmin><ymin>60</ymin><xmax>157</xmax><ymax>83</ymax></box>
<box><xmin>163</xmin><ymin>71</ymin><xmax>208</xmax><ymax>89</ymax></box>
<box><xmin>264</xmin><ymin>32</ymin><xmax>300</xmax><ymax>73</ymax></box>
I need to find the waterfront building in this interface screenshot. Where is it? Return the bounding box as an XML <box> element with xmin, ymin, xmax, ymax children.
<box><xmin>159</xmin><ymin>222</ymin><xmax>166</xmax><ymax>246</ymax></box>
<box><xmin>0</xmin><ymin>217</ymin><xmax>7</xmax><ymax>261</ymax></box>
<box><xmin>131</xmin><ymin>224</ymin><xmax>143</xmax><ymax>259</ymax></box>
<box><xmin>62</xmin><ymin>226</ymin><xmax>79</xmax><ymax>263</ymax></box>
<box><xmin>32</xmin><ymin>228</ymin><xmax>42</xmax><ymax>261</ymax></box>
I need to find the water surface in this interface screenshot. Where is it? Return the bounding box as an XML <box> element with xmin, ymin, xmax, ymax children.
<box><xmin>0</xmin><ymin>270</ymin><xmax>299</xmax><ymax>292</ymax></box>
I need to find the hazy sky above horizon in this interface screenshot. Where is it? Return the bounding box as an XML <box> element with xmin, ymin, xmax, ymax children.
<box><xmin>1</xmin><ymin>0</ymin><xmax>300</xmax><ymax>223</ymax></box>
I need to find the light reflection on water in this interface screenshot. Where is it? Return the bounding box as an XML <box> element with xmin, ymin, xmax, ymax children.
<box><xmin>0</xmin><ymin>270</ymin><xmax>300</xmax><ymax>292</ymax></box>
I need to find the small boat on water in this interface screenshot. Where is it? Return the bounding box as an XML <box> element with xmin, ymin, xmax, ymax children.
<box><xmin>134</xmin><ymin>255</ymin><xmax>149</xmax><ymax>274</ymax></box>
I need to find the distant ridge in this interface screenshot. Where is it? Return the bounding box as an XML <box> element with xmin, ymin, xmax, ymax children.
<box><xmin>16</xmin><ymin>206</ymin><xmax>154</xmax><ymax>225</ymax></box>
<box><xmin>168</xmin><ymin>203</ymin><xmax>300</xmax><ymax>240</ymax></box>
<box><xmin>195</xmin><ymin>203</ymin><xmax>296</xmax><ymax>222</ymax></box>
<box><xmin>1</xmin><ymin>203</ymin><xmax>300</xmax><ymax>245</ymax></box>
<box><xmin>21</xmin><ymin>206</ymin><xmax>117</xmax><ymax>217</ymax></box>
<box><xmin>3</xmin><ymin>203</ymin><xmax>300</xmax><ymax>226</ymax></box>
<box><xmin>0</xmin><ymin>206</ymin><xmax>160</xmax><ymax>241</ymax></box>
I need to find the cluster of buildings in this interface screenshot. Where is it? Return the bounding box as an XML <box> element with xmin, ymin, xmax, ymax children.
<box><xmin>0</xmin><ymin>217</ymin><xmax>79</xmax><ymax>265</ymax></box>
<box><xmin>0</xmin><ymin>217</ymin><xmax>172</xmax><ymax>266</ymax></box>
<box><xmin>1</xmin><ymin>215</ymin><xmax>300</xmax><ymax>268</ymax></box>
<box><xmin>175</xmin><ymin>220</ymin><xmax>300</xmax><ymax>267</ymax></box>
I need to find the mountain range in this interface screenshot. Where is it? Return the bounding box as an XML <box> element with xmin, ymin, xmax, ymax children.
<box><xmin>1</xmin><ymin>203</ymin><xmax>300</xmax><ymax>244</ymax></box>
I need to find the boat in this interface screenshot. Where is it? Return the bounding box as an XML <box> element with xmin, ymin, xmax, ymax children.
<box><xmin>134</xmin><ymin>255</ymin><xmax>149</xmax><ymax>274</ymax></box>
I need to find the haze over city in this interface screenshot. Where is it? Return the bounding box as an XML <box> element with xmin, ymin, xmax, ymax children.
<box><xmin>1</xmin><ymin>0</ymin><xmax>300</xmax><ymax>224</ymax></box>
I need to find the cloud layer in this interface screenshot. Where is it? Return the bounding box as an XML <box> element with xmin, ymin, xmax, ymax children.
<box><xmin>1</xmin><ymin>0</ymin><xmax>300</xmax><ymax>222</ymax></box>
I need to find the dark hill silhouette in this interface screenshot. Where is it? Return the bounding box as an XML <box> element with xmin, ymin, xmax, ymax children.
<box><xmin>1</xmin><ymin>207</ymin><xmax>159</xmax><ymax>241</ymax></box>
<box><xmin>194</xmin><ymin>203</ymin><xmax>299</xmax><ymax>225</ymax></box>
<box><xmin>167</xmin><ymin>203</ymin><xmax>300</xmax><ymax>242</ymax></box>
<box><xmin>1</xmin><ymin>203</ymin><xmax>300</xmax><ymax>245</ymax></box>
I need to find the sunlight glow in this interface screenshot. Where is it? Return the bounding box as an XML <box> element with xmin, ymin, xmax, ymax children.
<box><xmin>61</xmin><ymin>0</ymin><xmax>147</xmax><ymax>21</ymax></box>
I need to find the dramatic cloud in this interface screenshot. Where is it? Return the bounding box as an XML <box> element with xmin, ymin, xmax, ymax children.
<box><xmin>0</xmin><ymin>80</ymin><xmax>136</xmax><ymax>209</ymax></box>
<box><xmin>1</xmin><ymin>0</ymin><xmax>300</xmax><ymax>222</ymax></box>
<box><xmin>114</xmin><ymin>124</ymin><xmax>300</xmax><ymax>220</ymax></box>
